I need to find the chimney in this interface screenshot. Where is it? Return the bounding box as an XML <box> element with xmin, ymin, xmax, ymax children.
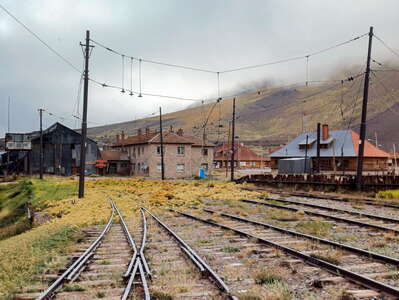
<box><xmin>177</xmin><ymin>128</ymin><xmax>184</xmax><ymax>136</ymax></box>
<box><xmin>121</xmin><ymin>131</ymin><xmax>125</xmax><ymax>140</ymax></box>
<box><xmin>116</xmin><ymin>134</ymin><xmax>120</xmax><ymax>143</ymax></box>
<box><xmin>169</xmin><ymin>125</ymin><xmax>173</xmax><ymax>132</ymax></box>
<box><xmin>322</xmin><ymin>124</ymin><xmax>329</xmax><ymax>140</ymax></box>
<box><xmin>145</xmin><ymin>127</ymin><xmax>150</xmax><ymax>135</ymax></box>
<box><xmin>137</xmin><ymin>128</ymin><xmax>142</xmax><ymax>136</ymax></box>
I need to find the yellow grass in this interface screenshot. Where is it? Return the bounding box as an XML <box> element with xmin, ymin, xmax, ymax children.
<box><xmin>0</xmin><ymin>177</ymin><xmax>261</xmax><ymax>298</ymax></box>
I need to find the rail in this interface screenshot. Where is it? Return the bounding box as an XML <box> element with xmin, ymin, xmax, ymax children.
<box><xmin>242</xmin><ymin>199</ymin><xmax>399</xmax><ymax>234</ymax></box>
<box><xmin>37</xmin><ymin>205</ymin><xmax>114</xmax><ymax>300</ymax></box>
<box><xmin>204</xmin><ymin>208</ymin><xmax>399</xmax><ymax>266</ymax></box>
<box><xmin>111</xmin><ymin>201</ymin><xmax>150</xmax><ymax>300</ymax></box>
<box><xmin>173</xmin><ymin>209</ymin><xmax>399</xmax><ymax>298</ymax></box>
<box><xmin>263</xmin><ymin>196</ymin><xmax>399</xmax><ymax>223</ymax></box>
<box><xmin>142</xmin><ymin>207</ymin><xmax>237</xmax><ymax>300</ymax></box>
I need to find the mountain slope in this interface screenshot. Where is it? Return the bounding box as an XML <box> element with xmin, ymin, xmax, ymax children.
<box><xmin>88</xmin><ymin>67</ymin><xmax>399</xmax><ymax>153</ymax></box>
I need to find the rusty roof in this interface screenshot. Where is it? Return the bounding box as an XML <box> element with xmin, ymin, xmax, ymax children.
<box><xmin>111</xmin><ymin>131</ymin><xmax>216</xmax><ymax>147</ymax></box>
<box><xmin>215</xmin><ymin>143</ymin><xmax>268</xmax><ymax>161</ymax></box>
<box><xmin>351</xmin><ymin>131</ymin><xmax>390</xmax><ymax>158</ymax></box>
<box><xmin>100</xmin><ymin>150</ymin><xmax>129</xmax><ymax>161</ymax></box>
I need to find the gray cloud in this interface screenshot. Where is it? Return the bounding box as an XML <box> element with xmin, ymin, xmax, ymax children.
<box><xmin>1</xmin><ymin>0</ymin><xmax>399</xmax><ymax>137</ymax></box>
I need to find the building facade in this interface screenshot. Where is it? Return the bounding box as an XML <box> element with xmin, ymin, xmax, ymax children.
<box><xmin>111</xmin><ymin>128</ymin><xmax>214</xmax><ymax>179</ymax></box>
<box><xmin>2</xmin><ymin>122</ymin><xmax>98</xmax><ymax>176</ymax></box>
<box><xmin>214</xmin><ymin>143</ymin><xmax>269</xmax><ymax>169</ymax></box>
<box><xmin>269</xmin><ymin>124</ymin><xmax>390</xmax><ymax>173</ymax></box>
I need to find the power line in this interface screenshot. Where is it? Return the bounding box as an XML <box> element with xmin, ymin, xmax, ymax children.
<box><xmin>374</xmin><ymin>34</ymin><xmax>399</xmax><ymax>60</ymax></box>
<box><xmin>90</xmin><ymin>38</ymin><xmax>217</xmax><ymax>74</ymax></box>
<box><xmin>0</xmin><ymin>3</ymin><xmax>82</xmax><ymax>74</ymax></box>
<box><xmin>370</xmin><ymin>70</ymin><xmax>399</xmax><ymax>116</ymax></box>
<box><xmin>90</xmin><ymin>32</ymin><xmax>367</xmax><ymax>75</ymax></box>
<box><xmin>219</xmin><ymin>33</ymin><xmax>368</xmax><ymax>74</ymax></box>
<box><xmin>88</xmin><ymin>78</ymin><xmax>204</xmax><ymax>102</ymax></box>
<box><xmin>298</xmin><ymin>72</ymin><xmax>364</xmax><ymax>102</ymax></box>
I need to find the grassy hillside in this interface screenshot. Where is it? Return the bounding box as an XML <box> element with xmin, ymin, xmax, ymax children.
<box><xmin>0</xmin><ymin>179</ymin><xmax>77</xmax><ymax>240</ymax></box>
<box><xmin>87</xmin><ymin>66</ymin><xmax>399</xmax><ymax>152</ymax></box>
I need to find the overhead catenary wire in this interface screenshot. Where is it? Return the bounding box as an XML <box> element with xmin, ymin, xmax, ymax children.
<box><xmin>89</xmin><ymin>38</ymin><xmax>217</xmax><ymax>74</ymax></box>
<box><xmin>370</xmin><ymin>70</ymin><xmax>399</xmax><ymax>116</ymax></box>
<box><xmin>90</xmin><ymin>32</ymin><xmax>368</xmax><ymax>76</ymax></box>
<box><xmin>129</xmin><ymin>57</ymin><xmax>134</xmax><ymax>96</ymax></box>
<box><xmin>138</xmin><ymin>59</ymin><xmax>143</xmax><ymax>97</ymax></box>
<box><xmin>0</xmin><ymin>3</ymin><xmax>82</xmax><ymax>74</ymax></box>
<box><xmin>121</xmin><ymin>55</ymin><xmax>125</xmax><ymax>93</ymax></box>
<box><xmin>219</xmin><ymin>33</ymin><xmax>368</xmax><ymax>74</ymax></box>
<box><xmin>373</xmin><ymin>34</ymin><xmax>399</xmax><ymax>61</ymax></box>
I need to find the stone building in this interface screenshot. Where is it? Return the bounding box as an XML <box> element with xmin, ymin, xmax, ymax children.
<box><xmin>111</xmin><ymin>128</ymin><xmax>214</xmax><ymax>179</ymax></box>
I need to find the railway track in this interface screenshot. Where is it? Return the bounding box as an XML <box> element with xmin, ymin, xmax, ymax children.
<box><xmin>172</xmin><ymin>208</ymin><xmax>399</xmax><ymax>299</ymax></box>
<box><xmin>242</xmin><ymin>198</ymin><xmax>399</xmax><ymax>234</ymax></box>
<box><xmin>241</xmin><ymin>186</ymin><xmax>399</xmax><ymax>210</ymax></box>
<box><xmin>142</xmin><ymin>207</ymin><xmax>236</xmax><ymax>299</ymax></box>
<box><xmin>15</xmin><ymin>200</ymin><xmax>149</xmax><ymax>300</ymax></box>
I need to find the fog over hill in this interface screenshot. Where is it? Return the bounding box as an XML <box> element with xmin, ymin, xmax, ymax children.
<box><xmin>88</xmin><ymin>64</ymin><xmax>399</xmax><ymax>154</ymax></box>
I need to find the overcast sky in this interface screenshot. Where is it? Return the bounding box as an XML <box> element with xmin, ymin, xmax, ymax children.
<box><xmin>1</xmin><ymin>0</ymin><xmax>398</xmax><ymax>137</ymax></box>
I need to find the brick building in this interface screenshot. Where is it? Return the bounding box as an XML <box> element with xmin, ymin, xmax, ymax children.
<box><xmin>214</xmin><ymin>143</ymin><xmax>270</xmax><ymax>169</ymax></box>
<box><xmin>269</xmin><ymin>124</ymin><xmax>391</xmax><ymax>173</ymax></box>
<box><xmin>111</xmin><ymin>128</ymin><xmax>214</xmax><ymax>179</ymax></box>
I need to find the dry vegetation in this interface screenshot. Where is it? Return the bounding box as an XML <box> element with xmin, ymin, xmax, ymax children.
<box><xmin>0</xmin><ymin>177</ymin><xmax>261</xmax><ymax>298</ymax></box>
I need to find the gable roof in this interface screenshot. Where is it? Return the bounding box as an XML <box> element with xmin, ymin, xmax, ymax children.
<box><xmin>112</xmin><ymin>131</ymin><xmax>213</xmax><ymax>146</ymax></box>
<box><xmin>269</xmin><ymin>129</ymin><xmax>390</xmax><ymax>158</ymax></box>
<box><xmin>215</xmin><ymin>143</ymin><xmax>268</xmax><ymax>161</ymax></box>
<box><xmin>100</xmin><ymin>150</ymin><xmax>129</xmax><ymax>161</ymax></box>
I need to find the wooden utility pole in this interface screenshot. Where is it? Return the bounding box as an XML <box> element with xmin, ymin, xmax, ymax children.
<box><xmin>38</xmin><ymin>108</ymin><xmax>44</xmax><ymax>179</ymax></box>
<box><xmin>79</xmin><ymin>30</ymin><xmax>92</xmax><ymax>198</ymax></box>
<box><xmin>230</xmin><ymin>98</ymin><xmax>236</xmax><ymax>181</ymax></box>
<box><xmin>159</xmin><ymin>107</ymin><xmax>165</xmax><ymax>180</ymax></box>
<box><xmin>226</xmin><ymin>121</ymin><xmax>231</xmax><ymax>178</ymax></box>
<box><xmin>304</xmin><ymin>134</ymin><xmax>309</xmax><ymax>173</ymax></box>
<box><xmin>394</xmin><ymin>143</ymin><xmax>397</xmax><ymax>176</ymax></box>
<box><xmin>356</xmin><ymin>26</ymin><xmax>373</xmax><ymax>191</ymax></box>
<box><xmin>316</xmin><ymin>123</ymin><xmax>321</xmax><ymax>173</ymax></box>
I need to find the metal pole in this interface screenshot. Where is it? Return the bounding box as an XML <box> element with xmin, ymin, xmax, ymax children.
<box><xmin>356</xmin><ymin>26</ymin><xmax>373</xmax><ymax>191</ymax></box>
<box><xmin>375</xmin><ymin>132</ymin><xmax>378</xmax><ymax>147</ymax></box>
<box><xmin>316</xmin><ymin>123</ymin><xmax>321</xmax><ymax>173</ymax></box>
<box><xmin>38</xmin><ymin>108</ymin><xmax>44</xmax><ymax>179</ymax></box>
<box><xmin>304</xmin><ymin>134</ymin><xmax>309</xmax><ymax>174</ymax></box>
<box><xmin>79</xmin><ymin>30</ymin><xmax>91</xmax><ymax>198</ymax></box>
<box><xmin>159</xmin><ymin>107</ymin><xmax>165</xmax><ymax>180</ymax></box>
<box><xmin>7</xmin><ymin>96</ymin><xmax>10</xmax><ymax>133</ymax></box>
<box><xmin>230</xmin><ymin>98</ymin><xmax>236</xmax><ymax>181</ymax></box>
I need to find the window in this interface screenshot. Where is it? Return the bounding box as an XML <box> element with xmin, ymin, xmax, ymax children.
<box><xmin>240</xmin><ymin>161</ymin><xmax>246</xmax><ymax>167</ymax></box>
<box><xmin>202</xmin><ymin>148</ymin><xmax>208</xmax><ymax>156</ymax></box>
<box><xmin>176</xmin><ymin>163</ymin><xmax>185</xmax><ymax>172</ymax></box>
<box><xmin>157</xmin><ymin>145</ymin><xmax>165</xmax><ymax>155</ymax></box>
<box><xmin>177</xmin><ymin>146</ymin><xmax>185</xmax><ymax>155</ymax></box>
<box><xmin>157</xmin><ymin>163</ymin><xmax>162</xmax><ymax>172</ymax></box>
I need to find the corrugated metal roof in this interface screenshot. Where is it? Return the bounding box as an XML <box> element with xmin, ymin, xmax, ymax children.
<box><xmin>298</xmin><ymin>137</ymin><xmax>316</xmax><ymax>146</ymax></box>
<box><xmin>270</xmin><ymin>129</ymin><xmax>390</xmax><ymax>158</ymax></box>
<box><xmin>270</xmin><ymin>130</ymin><xmax>356</xmax><ymax>158</ymax></box>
